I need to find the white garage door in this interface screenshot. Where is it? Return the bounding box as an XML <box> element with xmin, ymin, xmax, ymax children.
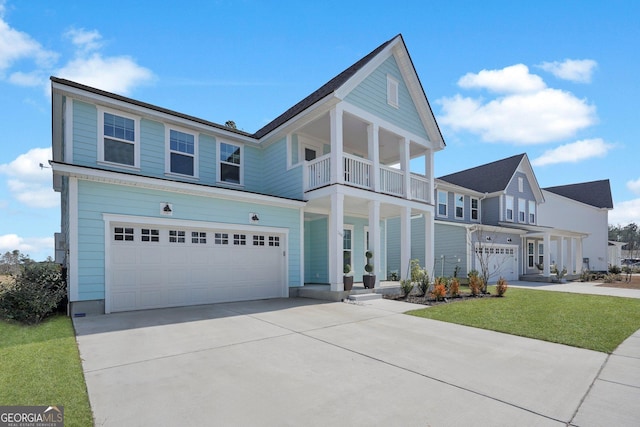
<box><xmin>107</xmin><ymin>224</ymin><xmax>286</xmax><ymax>312</ymax></box>
<box><xmin>474</xmin><ymin>244</ymin><xmax>519</xmax><ymax>282</ymax></box>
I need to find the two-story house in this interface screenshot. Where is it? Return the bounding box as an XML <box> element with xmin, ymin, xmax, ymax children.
<box><xmin>50</xmin><ymin>34</ymin><xmax>445</xmax><ymax>315</ymax></box>
<box><xmin>429</xmin><ymin>154</ymin><xmax>613</xmax><ymax>282</ymax></box>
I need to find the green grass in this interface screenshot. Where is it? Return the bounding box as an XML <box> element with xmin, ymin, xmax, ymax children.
<box><xmin>407</xmin><ymin>286</ymin><xmax>640</xmax><ymax>353</ymax></box>
<box><xmin>0</xmin><ymin>315</ymin><xmax>93</xmax><ymax>426</ymax></box>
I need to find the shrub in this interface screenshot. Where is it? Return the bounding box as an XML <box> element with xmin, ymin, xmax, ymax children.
<box><xmin>495</xmin><ymin>277</ymin><xmax>508</xmax><ymax>297</ymax></box>
<box><xmin>449</xmin><ymin>277</ymin><xmax>460</xmax><ymax>297</ymax></box>
<box><xmin>417</xmin><ymin>270</ymin><xmax>430</xmax><ymax>296</ymax></box>
<box><xmin>430</xmin><ymin>283</ymin><xmax>447</xmax><ymax>301</ymax></box>
<box><xmin>400</xmin><ymin>279</ymin><xmax>414</xmax><ymax>296</ymax></box>
<box><xmin>609</xmin><ymin>265</ymin><xmax>621</xmax><ymax>275</ymax></box>
<box><xmin>468</xmin><ymin>272</ymin><xmax>482</xmax><ymax>296</ymax></box>
<box><xmin>0</xmin><ymin>262</ymin><xmax>66</xmax><ymax>324</ymax></box>
<box><xmin>603</xmin><ymin>274</ymin><xmax>616</xmax><ymax>284</ymax></box>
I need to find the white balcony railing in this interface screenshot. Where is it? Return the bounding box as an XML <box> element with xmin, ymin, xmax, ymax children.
<box><xmin>379</xmin><ymin>165</ymin><xmax>404</xmax><ymax>197</ymax></box>
<box><xmin>410</xmin><ymin>174</ymin><xmax>430</xmax><ymax>202</ymax></box>
<box><xmin>305</xmin><ymin>154</ymin><xmax>430</xmax><ymax>203</ymax></box>
<box><xmin>343</xmin><ymin>153</ymin><xmax>372</xmax><ymax>189</ymax></box>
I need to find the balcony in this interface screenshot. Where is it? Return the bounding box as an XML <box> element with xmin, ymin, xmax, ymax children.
<box><xmin>304</xmin><ymin>153</ymin><xmax>430</xmax><ymax>203</ymax></box>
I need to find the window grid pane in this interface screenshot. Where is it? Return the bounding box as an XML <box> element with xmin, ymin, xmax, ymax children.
<box><xmin>104</xmin><ymin>113</ymin><xmax>135</xmax><ymax>142</ymax></box>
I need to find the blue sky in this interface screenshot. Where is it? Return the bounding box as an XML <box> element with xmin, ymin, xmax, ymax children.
<box><xmin>1</xmin><ymin>0</ymin><xmax>639</xmax><ymax>260</ymax></box>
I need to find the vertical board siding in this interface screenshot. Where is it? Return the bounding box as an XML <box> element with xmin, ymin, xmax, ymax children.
<box><xmin>75</xmin><ymin>180</ymin><xmax>302</xmax><ymax>301</ymax></box>
<box><xmin>72</xmin><ymin>100</ymin><xmax>98</xmax><ymax>166</ymax></box>
<box><xmin>345</xmin><ymin>56</ymin><xmax>428</xmax><ymax>140</ymax></box>
<box><xmin>434</xmin><ymin>223</ymin><xmax>468</xmax><ymax>278</ymax></box>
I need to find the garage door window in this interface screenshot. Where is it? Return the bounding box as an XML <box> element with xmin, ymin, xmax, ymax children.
<box><xmin>253</xmin><ymin>235</ymin><xmax>265</xmax><ymax>246</ymax></box>
<box><xmin>169</xmin><ymin>230</ymin><xmax>186</xmax><ymax>243</ymax></box>
<box><xmin>234</xmin><ymin>234</ymin><xmax>246</xmax><ymax>245</ymax></box>
<box><xmin>269</xmin><ymin>236</ymin><xmax>280</xmax><ymax>247</ymax></box>
<box><xmin>114</xmin><ymin>227</ymin><xmax>134</xmax><ymax>241</ymax></box>
<box><xmin>141</xmin><ymin>229</ymin><xmax>160</xmax><ymax>242</ymax></box>
<box><xmin>192</xmin><ymin>232</ymin><xmax>207</xmax><ymax>244</ymax></box>
<box><xmin>215</xmin><ymin>233</ymin><xmax>229</xmax><ymax>245</ymax></box>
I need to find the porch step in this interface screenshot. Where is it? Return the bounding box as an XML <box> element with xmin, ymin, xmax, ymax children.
<box><xmin>347</xmin><ymin>293</ymin><xmax>382</xmax><ymax>302</ymax></box>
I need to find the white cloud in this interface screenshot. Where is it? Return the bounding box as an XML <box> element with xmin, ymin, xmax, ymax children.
<box><xmin>438</xmin><ymin>88</ymin><xmax>596</xmax><ymax>144</ymax></box>
<box><xmin>56</xmin><ymin>53</ymin><xmax>154</xmax><ymax>95</ymax></box>
<box><xmin>0</xmin><ymin>147</ymin><xmax>58</xmax><ymax>208</ymax></box>
<box><xmin>0</xmin><ymin>234</ymin><xmax>54</xmax><ymax>259</ymax></box>
<box><xmin>8</xmin><ymin>70</ymin><xmax>43</xmax><ymax>86</ymax></box>
<box><xmin>609</xmin><ymin>199</ymin><xmax>640</xmax><ymax>227</ymax></box>
<box><xmin>539</xmin><ymin>59</ymin><xmax>597</xmax><ymax>83</ymax></box>
<box><xmin>627</xmin><ymin>178</ymin><xmax>640</xmax><ymax>195</ymax></box>
<box><xmin>64</xmin><ymin>27</ymin><xmax>102</xmax><ymax>54</ymax></box>
<box><xmin>531</xmin><ymin>138</ymin><xmax>614</xmax><ymax>166</ymax></box>
<box><xmin>0</xmin><ymin>12</ymin><xmax>58</xmax><ymax>74</ymax></box>
<box><xmin>458</xmin><ymin>64</ymin><xmax>546</xmax><ymax>94</ymax></box>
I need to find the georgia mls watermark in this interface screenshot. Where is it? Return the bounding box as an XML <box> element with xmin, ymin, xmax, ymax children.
<box><xmin>0</xmin><ymin>406</ymin><xmax>64</xmax><ymax>427</ymax></box>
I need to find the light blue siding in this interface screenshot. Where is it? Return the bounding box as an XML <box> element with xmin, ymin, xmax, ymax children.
<box><xmin>72</xmin><ymin>100</ymin><xmax>97</xmax><ymax>165</ymax></box>
<box><xmin>199</xmin><ymin>133</ymin><xmax>217</xmax><ymax>184</ymax></box>
<box><xmin>345</xmin><ymin>56</ymin><xmax>428</xmax><ymax>140</ymax></box>
<box><xmin>386</xmin><ymin>215</ymin><xmax>427</xmax><ymax>278</ymax></box>
<box><xmin>262</xmin><ymin>138</ymin><xmax>304</xmax><ymax>199</ymax></box>
<box><xmin>305</xmin><ymin>217</ymin><xmax>328</xmax><ymax>283</ymax></box>
<box><xmin>140</xmin><ymin>119</ymin><xmax>164</xmax><ymax>177</ymax></box>
<box><xmin>75</xmin><ymin>180</ymin><xmax>302</xmax><ymax>301</ymax></box>
<box><xmin>243</xmin><ymin>144</ymin><xmax>264</xmax><ymax>193</ymax></box>
<box><xmin>434</xmin><ymin>223</ymin><xmax>468</xmax><ymax>278</ymax></box>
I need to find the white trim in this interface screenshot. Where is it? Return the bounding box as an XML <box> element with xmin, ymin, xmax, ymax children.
<box><xmin>528</xmin><ymin>200</ymin><xmax>536</xmax><ymax>224</ymax></box>
<box><xmin>68</xmin><ymin>177</ymin><xmax>79</xmax><ymax>301</ymax></box>
<box><xmin>64</xmin><ymin>99</ymin><xmax>74</xmax><ymax>163</ymax></box>
<box><xmin>165</xmin><ymin>125</ymin><xmax>199</xmax><ymax>179</ymax></box>
<box><xmin>217</xmin><ymin>139</ymin><xmax>244</xmax><ymax>186</ymax></box>
<box><xmin>102</xmin><ymin>213</ymin><xmax>290</xmax><ymax>313</ymax></box>
<box><xmin>299</xmin><ymin>207</ymin><xmax>305</xmax><ymax>287</ymax></box>
<box><xmin>97</xmin><ymin>106</ymin><xmax>141</xmax><ymax>170</ymax></box>
<box><xmin>343</xmin><ymin>224</ymin><xmax>355</xmax><ymax>272</ymax></box>
<box><xmin>51</xmin><ymin>162</ymin><xmax>306</xmax><ymax>209</ymax></box>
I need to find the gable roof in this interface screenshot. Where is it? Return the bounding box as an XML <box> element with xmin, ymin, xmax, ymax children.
<box><xmin>544</xmin><ymin>179</ymin><xmax>613</xmax><ymax>209</ymax></box>
<box><xmin>252</xmin><ymin>36</ymin><xmax>396</xmax><ymax>139</ymax></box>
<box><xmin>438</xmin><ymin>153</ymin><xmax>526</xmax><ymax>194</ymax></box>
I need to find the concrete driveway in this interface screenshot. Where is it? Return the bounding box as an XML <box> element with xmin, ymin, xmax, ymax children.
<box><xmin>74</xmin><ymin>298</ymin><xmax>632</xmax><ymax>426</ymax></box>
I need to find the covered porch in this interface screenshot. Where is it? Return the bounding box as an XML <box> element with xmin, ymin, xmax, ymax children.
<box><xmin>521</xmin><ymin>227</ymin><xmax>588</xmax><ymax>281</ymax></box>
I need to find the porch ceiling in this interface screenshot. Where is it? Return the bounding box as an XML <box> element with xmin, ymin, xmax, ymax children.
<box><xmin>304</xmin><ymin>193</ymin><xmax>420</xmax><ymax>220</ymax></box>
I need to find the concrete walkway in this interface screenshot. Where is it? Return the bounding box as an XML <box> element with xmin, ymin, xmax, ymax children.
<box><xmin>73</xmin><ymin>294</ymin><xmax>640</xmax><ymax>426</ymax></box>
<box><xmin>509</xmin><ymin>279</ymin><xmax>640</xmax><ymax>299</ymax></box>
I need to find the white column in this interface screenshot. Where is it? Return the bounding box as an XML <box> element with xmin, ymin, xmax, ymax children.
<box><xmin>543</xmin><ymin>232</ymin><xmax>551</xmax><ymax>277</ymax></box>
<box><xmin>328</xmin><ymin>190</ymin><xmax>344</xmax><ymax>291</ymax></box>
<box><xmin>576</xmin><ymin>238</ymin><xmax>584</xmax><ymax>272</ymax></box>
<box><xmin>400</xmin><ymin>137</ymin><xmax>411</xmax><ymax>199</ymax></box>
<box><xmin>368</xmin><ymin>124</ymin><xmax>380</xmax><ymax>192</ymax></box>
<box><xmin>400</xmin><ymin>206</ymin><xmax>412</xmax><ymax>280</ymax></box>
<box><xmin>567</xmin><ymin>237</ymin><xmax>574</xmax><ymax>274</ymax></box>
<box><xmin>558</xmin><ymin>237</ymin><xmax>565</xmax><ymax>273</ymax></box>
<box><xmin>330</xmin><ymin>106</ymin><xmax>344</xmax><ymax>185</ymax></box>
<box><xmin>368</xmin><ymin>200</ymin><xmax>381</xmax><ymax>288</ymax></box>
<box><xmin>425</xmin><ymin>149</ymin><xmax>433</xmax><ymax>204</ymax></box>
<box><xmin>425</xmin><ymin>210</ymin><xmax>435</xmax><ymax>276</ymax></box>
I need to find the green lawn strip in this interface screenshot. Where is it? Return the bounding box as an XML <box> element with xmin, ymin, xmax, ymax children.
<box><xmin>407</xmin><ymin>287</ymin><xmax>640</xmax><ymax>353</ymax></box>
<box><xmin>0</xmin><ymin>316</ymin><xmax>93</xmax><ymax>427</ymax></box>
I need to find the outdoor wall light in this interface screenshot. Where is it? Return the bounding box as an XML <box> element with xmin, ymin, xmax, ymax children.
<box><xmin>486</xmin><ymin>236</ymin><xmax>492</xmax><ymax>241</ymax></box>
<box><xmin>160</xmin><ymin>202</ymin><xmax>173</xmax><ymax>216</ymax></box>
<box><xmin>507</xmin><ymin>238</ymin><xmax>512</xmax><ymax>243</ymax></box>
<box><xmin>250</xmin><ymin>213</ymin><xmax>259</xmax><ymax>222</ymax></box>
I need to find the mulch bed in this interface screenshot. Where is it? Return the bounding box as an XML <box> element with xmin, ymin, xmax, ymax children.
<box><xmin>596</xmin><ymin>274</ymin><xmax>640</xmax><ymax>290</ymax></box>
<box><xmin>384</xmin><ymin>292</ymin><xmax>499</xmax><ymax>306</ymax></box>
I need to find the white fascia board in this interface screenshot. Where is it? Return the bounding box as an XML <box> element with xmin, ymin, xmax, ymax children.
<box><xmin>51</xmin><ymin>162</ymin><xmax>306</xmax><ymax>209</ymax></box>
<box><xmin>51</xmin><ymin>82</ymin><xmax>257</xmax><ymax>145</ymax></box>
<box><xmin>433</xmin><ymin>180</ymin><xmax>485</xmax><ymax>197</ymax></box>
<box><xmin>468</xmin><ymin>223</ymin><xmax>529</xmax><ymax>236</ymax></box>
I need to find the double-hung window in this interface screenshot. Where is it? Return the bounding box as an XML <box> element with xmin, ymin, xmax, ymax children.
<box><xmin>528</xmin><ymin>200</ymin><xmax>536</xmax><ymax>224</ymax></box>
<box><xmin>455</xmin><ymin>194</ymin><xmax>464</xmax><ymax>219</ymax></box>
<box><xmin>437</xmin><ymin>191</ymin><xmax>448</xmax><ymax>217</ymax></box>
<box><xmin>99</xmin><ymin>110</ymin><xmax>139</xmax><ymax>168</ymax></box>
<box><xmin>505</xmin><ymin>195</ymin><xmax>514</xmax><ymax>221</ymax></box>
<box><xmin>471</xmin><ymin>197</ymin><xmax>479</xmax><ymax>221</ymax></box>
<box><xmin>518</xmin><ymin>199</ymin><xmax>526</xmax><ymax>222</ymax></box>
<box><xmin>219</xmin><ymin>142</ymin><xmax>242</xmax><ymax>185</ymax></box>
<box><xmin>387</xmin><ymin>75</ymin><xmax>399</xmax><ymax>108</ymax></box>
<box><xmin>168</xmin><ymin>128</ymin><xmax>197</xmax><ymax>177</ymax></box>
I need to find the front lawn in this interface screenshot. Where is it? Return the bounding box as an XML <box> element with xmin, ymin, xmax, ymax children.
<box><xmin>407</xmin><ymin>286</ymin><xmax>640</xmax><ymax>353</ymax></box>
<box><xmin>0</xmin><ymin>315</ymin><xmax>93</xmax><ymax>426</ymax></box>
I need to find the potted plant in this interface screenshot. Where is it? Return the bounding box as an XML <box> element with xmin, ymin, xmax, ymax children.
<box><xmin>343</xmin><ymin>264</ymin><xmax>353</xmax><ymax>291</ymax></box>
<box><xmin>363</xmin><ymin>250</ymin><xmax>376</xmax><ymax>289</ymax></box>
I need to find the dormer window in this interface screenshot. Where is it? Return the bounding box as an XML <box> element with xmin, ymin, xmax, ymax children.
<box><xmin>518</xmin><ymin>177</ymin><xmax>524</xmax><ymax>192</ymax></box>
<box><xmin>387</xmin><ymin>75</ymin><xmax>399</xmax><ymax>108</ymax></box>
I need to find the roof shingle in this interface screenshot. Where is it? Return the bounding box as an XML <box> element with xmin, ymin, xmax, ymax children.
<box><xmin>438</xmin><ymin>153</ymin><xmax>526</xmax><ymax>193</ymax></box>
<box><xmin>544</xmin><ymin>180</ymin><xmax>613</xmax><ymax>209</ymax></box>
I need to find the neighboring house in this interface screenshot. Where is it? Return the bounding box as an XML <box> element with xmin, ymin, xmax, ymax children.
<box><xmin>50</xmin><ymin>34</ymin><xmax>445</xmax><ymax>315</ymax></box>
<box><xmin>539</xmin><ymin>180</ymin><xmax>614</xmax><ymax>272</ymax></box>
<box><xmin>428</xmin><ymin>154</ymin><xmax>613</xmax><ymax>282</ymax></box>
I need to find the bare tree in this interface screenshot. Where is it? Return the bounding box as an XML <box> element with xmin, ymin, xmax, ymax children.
<box><xmin>468</xmin><ymin>227</ymin><xmax>513</xmax><ymax>292</ymax></box>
